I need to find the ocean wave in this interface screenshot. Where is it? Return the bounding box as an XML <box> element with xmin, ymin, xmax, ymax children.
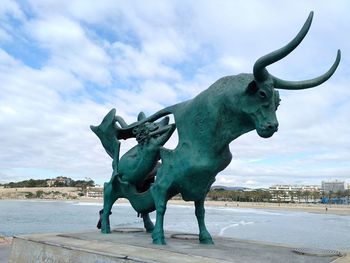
<box><xmin>72</xmin><ymin>202</ymin><xmax>101</xmax><ymax>206</ymax></box>
<box><xmin>72</xmin><ymin>202</ymin><xmax>132</xmax><ymax>207</ymax></box>
<box><xmin>219</xmin><ymin>220</ymin><xmax>255</xmax><ymax>235</ymax></box>
<box><xmin>205</xmin><ymin>206</ymin><xmax>284</xmax><ymax>216</ymax></box>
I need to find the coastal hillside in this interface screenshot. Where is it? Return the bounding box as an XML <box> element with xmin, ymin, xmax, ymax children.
<box><xmin>0</xmin><ymin>187</ymin><xmax>83</xmax><ymax>200</ymax></box>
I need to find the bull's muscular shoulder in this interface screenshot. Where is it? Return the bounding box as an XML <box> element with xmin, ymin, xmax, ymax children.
<box><xmin>204</xmin><ymin>73</ymin><xmax>254</xmax><ymax>96</ymax></box>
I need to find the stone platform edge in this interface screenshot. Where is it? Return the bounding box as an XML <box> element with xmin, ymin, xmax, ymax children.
<box><xmin>8</xmin><ymin>230</ymin><xmax>349</xmax><ymax>263</ymax></box>
<box><xmin>9</xmin><ymin>233</ymin><xmax>231</xmax><ymax>263</ymax></box>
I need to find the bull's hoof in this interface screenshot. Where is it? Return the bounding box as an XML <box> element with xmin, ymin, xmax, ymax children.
<box><xmin>152</xmin><ymin>237</ymin><xmax>166</xmax><ymax>245</ymax></box>
<box><xmin>145</xmin><ymin>225</ymin><xmax>154</xmax><ymax>233</ymax></box>
<box><xmin>144</xmin><ymin>219</ymin><xmax>155</xmax><ymax>233</ymax></box>
<box><xmin>199</xmin><ymin>232</ymin><xmax>214</xmax><ymax>244</ymax></box>
<box><xmin>152</xmin><ymin>231</ymin><xmax>166</xmax><ymax>245</ymax></box>
<box><xmin>199</xmin><ymin>237</ymin><xmax>214</xmax><ymax>245</ymax></box>
<box><xmin>101</xmin><ymin>227</ymin><xmax>111</xmax><ymax>234</ymax></box>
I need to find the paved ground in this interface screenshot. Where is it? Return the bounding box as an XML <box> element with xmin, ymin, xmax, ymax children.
<box><xmin>8</xmin><ymin>229</ymin><xmax>349</xmax><ymax>263</ymax></box>
<box><xmin>0</xmin><ymin>245</ymin><xmax>10</xmax><ymax>263</ymax></box>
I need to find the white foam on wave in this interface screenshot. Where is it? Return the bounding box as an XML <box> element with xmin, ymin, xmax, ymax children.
<box><xmin>240</xmin><ymin>220</ymin><xmax>254</xmax><ymax>225</ymax></box>
<box><xmin>13</xmin><ymin>199</ymin><xmax>63</xmax><ymax>204</ymax></box>
<box><xmin>168</xmin><ymin>204</ymin><xmax>194</xmax><ymax>210</ymax></box>
<box><xmin>218</xmin><ymin>220</ymin><xmax>255</xmax><ymax>236</ymax></box>
<box><xmin>72</xmin><ymin>202</ymin><xmax>132</xmax><ymax>207</ymax></box>
<box><xmin>218</xmin><ymin>223</ymin><xmax>239</xmax><ymax>235</ymax></box>
<box><xmin>206</xmin><ymin>206</ymin><xmax>284</xmax><ymax>216</ymax></box>
<box><xmin>72</xmin><ymin>202</ymin><xmax>101</xmax><ymax>206</ymax></box>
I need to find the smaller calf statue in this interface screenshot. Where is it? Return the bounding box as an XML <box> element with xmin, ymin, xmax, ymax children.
<box><xmin>92</xmin><ymin>109</ymin><xmax>175</xmax><ymax>233</ymax></box>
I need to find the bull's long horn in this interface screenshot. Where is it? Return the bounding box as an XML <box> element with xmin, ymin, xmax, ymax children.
<box><xmin>273</xmin><ymin>49</ymin><xmax>341</xmax><ymax>90</ymax></box>
<box><xmin>253</xmin><ymin>11</ymin><xmax>313</xmax><ymax>81</ymax></box>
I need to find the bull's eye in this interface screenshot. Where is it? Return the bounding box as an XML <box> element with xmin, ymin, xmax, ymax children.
<box><xmin>275</xmin><ymin>100</ymin><xmax>280</xmax><ymax>110</ymax></box>
<box><xmin>259</xmin><ymin>91</ymin><xmax>267</xmax><ymax>99</ymax></box>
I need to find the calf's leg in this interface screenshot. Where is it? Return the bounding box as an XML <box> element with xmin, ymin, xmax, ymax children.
<box><xmin>142</xmin><ymin>213</ymin><xmax>154</xmax><ymax>233</ymax></box>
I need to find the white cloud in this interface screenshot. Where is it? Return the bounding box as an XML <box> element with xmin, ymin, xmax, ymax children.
<box><xmin>0</xmin><ymin>0</ymin><xmax>25</xmax><ymax>21</ymax></box>
<box><xmin>0</xmin><ymin>28</ymin><xmax>12</xmax><ymax>42</ymax></box>
<box><xmin>24</xmin><ymin>15</ymin><xmax>112</xmax><ymax>85</ymax></box>
<box><xmin>0</xmin><ymin>1</ymin><xmax>349</xmax><ymax>189</ymax></box>
<box><xmin>110</xmin><ymin>42</ymin><xmax>181</xmax><ymax>81</ymax></box>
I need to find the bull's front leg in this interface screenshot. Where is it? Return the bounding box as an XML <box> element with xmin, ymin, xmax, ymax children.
<box><xmin>195</xmin><ymin>199</ymin><xmax>214</xmax><ymax>244</ymax></box>
<box><xmin>150</xmin><ymin>183</ymin><xmax>168</xmax><ymax>245</ymax></box>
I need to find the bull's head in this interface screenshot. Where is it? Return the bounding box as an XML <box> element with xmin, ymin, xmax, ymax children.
<box><xmin>244</xmin><ymin>11</ymin><xmax>341</xmax><ymax>138</ymax></box>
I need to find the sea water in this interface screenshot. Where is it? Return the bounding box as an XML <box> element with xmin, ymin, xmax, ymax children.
<box><xmin>0</xmin><ymin>200</ymin><xmax>349</xmax><ymax>250</ymax></box>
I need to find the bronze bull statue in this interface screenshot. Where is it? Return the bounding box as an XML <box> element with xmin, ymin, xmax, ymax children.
<box><xmin>91</xmin><ymin>11</ymin><xmax>340</xmax><ymax>245</ymax></box>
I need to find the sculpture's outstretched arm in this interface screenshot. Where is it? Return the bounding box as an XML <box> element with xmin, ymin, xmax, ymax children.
<box><xmin>116</xmin><ymin>107</ymin><xmax>174</xmax><ymax>139</ymax></box>
<box><xmin>115</xmin><ymin>116</ymin><xmax>128</xmax><ymax>128</ymax></box>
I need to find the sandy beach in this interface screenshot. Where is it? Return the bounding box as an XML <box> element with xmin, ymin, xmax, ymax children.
<box><xmin>191</xmin><ymin>200</ymin><xmax>350</xmax><ymax>216</ymax></box>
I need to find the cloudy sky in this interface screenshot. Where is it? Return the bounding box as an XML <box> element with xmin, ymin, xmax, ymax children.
<box><xmin>1</xmin><ymin>0</ymin><xmax>349</xmax><ymax>188</ymax></box>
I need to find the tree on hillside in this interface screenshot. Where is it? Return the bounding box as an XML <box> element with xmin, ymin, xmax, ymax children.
<box><xmin>303</xmin><ymin>191</ymin><xmax>311</xmax><ymax>203</ymax></box>
<box><xmin>296</xmin><ymin>190</ymin><xmax>302</xmax><ymax>203</ymax></box>
<box><xmin>71</xmin><ymin>179</ymin><xmax>95</xmax><ymax>195</ymax></box>
<box><xmin>311</xmin><ymin>191</ymin><xmax>321</xmax><ymax>203</ymax></box>
<box><xmin>345</xmin><ymin>189</ymin><xmax>350</xmax><ymax>204</ymax></box>
<box><xmin>53</xmin><ymin>181</ymin><xmax>67</xmax><ymax>187</ymax></box>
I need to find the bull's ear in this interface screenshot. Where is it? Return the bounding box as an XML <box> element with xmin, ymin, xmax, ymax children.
<box><xmin>246</xmin><ymin>81</ymin><xmax>258</xmax><ymax>94</ymax></box>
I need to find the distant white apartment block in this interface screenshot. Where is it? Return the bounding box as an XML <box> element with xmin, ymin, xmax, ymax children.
<box><xmin>321</xmin><ymin>180</ymin><xmax>345</xmax><ymax>193</ymax></box>
<box><xmin>268</xmin><ymin>184</ymin><xmax>321</xmax><ymax>202</ymax></box>
<box><xmin>269</xmin><ymin>184</ymin><xmax>320</xmax><ymax>193</ymax></box>
<box><xmin>86</xmin><ymin>186</ymin><xmax>103</xmax><ymax>198</ymax></box>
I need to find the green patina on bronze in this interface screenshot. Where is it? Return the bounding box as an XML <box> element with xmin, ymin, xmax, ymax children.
<box><xmin>91</xmin><ymin>12</ymin><xmax>340</xmax><ymax>245</ymax></box>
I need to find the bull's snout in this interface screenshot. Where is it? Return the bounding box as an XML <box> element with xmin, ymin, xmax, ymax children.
<box><xmin>266</xmin><ymin>122</ymin><xmax>278</xmax><ymax>132</ymax></box>
<box><xmin>257</xmin><ymin>122</ymin><xmax>279</xmax><ymax>138</ymax></box>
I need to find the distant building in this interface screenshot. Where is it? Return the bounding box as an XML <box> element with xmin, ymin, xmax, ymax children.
<box><xmin>47</xmin><ymin>176</ymin><xmax>72</xmax><ymax>187</ymax></box>
<box><xmin>86</xmin><ymin>186</ymin><xmax>103</xmax><ymax>198</ymax></box>
<box><xmin>269</xmin><ymin>184</ymin><xmax>321</xmax><ymax>202</ymax></box>
<box><xmin>322</xmin><ymin>180</ymin><xmax>345</xmax><ymax>193</ymax></box>
<box><xmin>269</xmin><ymin>184</ymin><xmax>320</xmax><ymax>192</ymax></box>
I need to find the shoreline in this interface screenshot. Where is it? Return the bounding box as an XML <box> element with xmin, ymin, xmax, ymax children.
<box><xmin>1</xmin><ymin>187</ymin><xmax>349</xmax><ymax>216</ymax></box>
<box><xmin>2</xmin><ymin>197</ymin><xmax>349</xmax><ymax>216</ymax></box>
<box><xmin>77</xmin><ymin>197</ymin><xmax>350</xmax><ymax>216</ymax></box>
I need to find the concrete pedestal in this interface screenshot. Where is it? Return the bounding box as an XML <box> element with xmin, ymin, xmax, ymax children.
<box><xmin>9</xmin><ymin>229</ymin><xmax>346</xmax><ymax>263</ymax></box>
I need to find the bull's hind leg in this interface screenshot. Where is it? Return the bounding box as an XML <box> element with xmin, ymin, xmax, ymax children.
<box><xmin>100</xmin><ymin>181</ymin><xmax>120</xmax><ymax>233</ymax></box>
<box><xmin>195</xmin><ymin>199</ymin><xmax>214</xmax><ymax>244</ymax></box>
<box><xmin>142</xmin><ymin>213</ymin><xmax>154</xmax><ymax>233</ymax></box>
